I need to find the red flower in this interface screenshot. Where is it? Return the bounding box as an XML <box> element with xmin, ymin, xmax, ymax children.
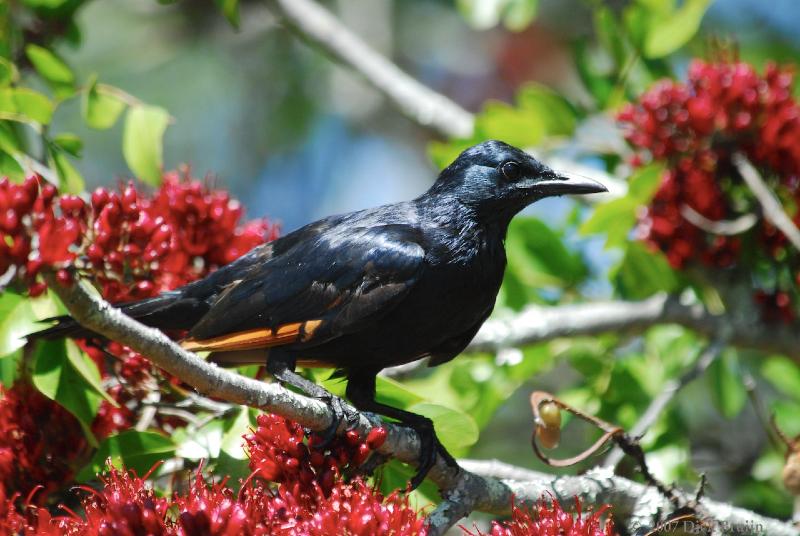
<box><xmin>80</xmin><ymin>465</ymin><xmax>171</xmax><ymax>535</ymax></box>
<box><xmin>0</xmin><ymin>381</ymin><xmax>88</xmax><ymax>501</ymax></box>
<box><xmin>463</xmin><ymin>497</ymin><xmax>615</xmax><ymax>536</ymax></box>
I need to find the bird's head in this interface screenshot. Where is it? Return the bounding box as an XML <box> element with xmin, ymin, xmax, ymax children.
<box><xmin>427</xmin><ymin>140</ymin><xmax>607</xmax><ymax>224</ymax></box>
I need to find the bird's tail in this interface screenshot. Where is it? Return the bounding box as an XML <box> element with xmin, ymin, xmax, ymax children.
<box><xmin>30</xmin><ymin>291</ymin><xmax>184</xmax><ymax>341</ymax></box>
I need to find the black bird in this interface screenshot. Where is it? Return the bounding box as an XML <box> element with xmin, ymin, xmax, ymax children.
<box><xmin>33</xmin><ymin>140</ymin><xmax>606</xmax><ymax>488</ymax></box>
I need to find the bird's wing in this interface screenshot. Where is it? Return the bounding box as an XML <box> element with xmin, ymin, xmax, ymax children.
<box><xmin>181</xmin><ymin>224</ymin><xmax>425</xmax><ymax>353</ymax></box>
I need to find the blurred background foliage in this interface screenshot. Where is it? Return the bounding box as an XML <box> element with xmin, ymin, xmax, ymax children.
<box><xmin>3</xmin><ymin>0</ymin><xmax>800</xmax><ymax>527</ymax></box>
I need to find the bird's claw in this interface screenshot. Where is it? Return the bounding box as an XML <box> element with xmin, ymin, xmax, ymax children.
<box><xmin>314</xmin><ymin>394</ymin><xmax>359</xmax><ymax>449</ymax></box>
<box><xmin>408</xmin><ymin>420</ymin><xmax>459</xmax><ymax>490</ymax></box>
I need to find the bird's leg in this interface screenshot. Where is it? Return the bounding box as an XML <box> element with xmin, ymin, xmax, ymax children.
<box><xmin>266</xmin><ymin>349</ymin><xmax>356</xmax><ymax>446</ymax></box>
<box><xmin>345</xmin><ymin>372</ymin><xmax>458</xmax><ymax>490</ymax></box>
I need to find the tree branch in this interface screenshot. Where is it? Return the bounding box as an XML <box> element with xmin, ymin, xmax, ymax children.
<box><xmin>680</xmin><ymin>204</ymin><xmax>758</xmax><ymax>235</ymax></box>
<box><xmin>460</xmin><ymin>461</ymin><xmax>797</xmax><ymax>536</ymax></box>
<box><xmin>602</xmin><ymin>336</ymin><xmax>728</xmax><ymax>467</ymax></box>
<box><xmin>263</xmin><ymin>0</ymin><xmax>474</xmax><ymax>139</ymax></box>
<box><xmin>42</xmin><ymin>275</ymin><xmax>798</xmax><ymax>535</ymax></box>
<box><xmin>468</xmin><ymin>292</ymin><xmax>800</xmax><ymax>363</ymax></box>
<box><xmin>734</xmin><ymin>153</ymin><xmax>800</xmax><ymax>251</ymax></box>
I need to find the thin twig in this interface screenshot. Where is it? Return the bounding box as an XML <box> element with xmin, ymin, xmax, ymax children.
<box><xmin>680</xmin><ymin>204</ymin><xmax>758</xmax><ymax>235</ymax></box>
<box><xmin>734</xmin><ymin>153</ymin><xmax>800</xmax><ymax>251</ymax></box>
<box><xmin>262</xmin><ymin>0</ymin><xmax>474</xmax><ymax>139</ymax></box>
<box><xmin>12</xmin><ymin>152</ymin><xmax>59</xmax><ymax>185</ymax></box>
<box><xmin>134</xmin><ymin>389</ymin><xmax>160</xmax><ymax>432</ymax></box>
<box><xmin>148</xmin><ymin>406</ymin><xmax>201</xmax><ymax>427</ymax></box>
<box><xmin>603</xmin><ymin>336</ymin><xmax>729</xmax><ymax>468</ymax></box>
<box><xmin>743</xmin><ymin>371</ymin><xmax>786</xmax><ymax>452</ymax></box>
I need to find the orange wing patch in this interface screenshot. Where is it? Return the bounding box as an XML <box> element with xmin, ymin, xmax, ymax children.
<box><xmin>182</xmin><ymin>319</ymin><xmax>323</xmax><ymax>353</ymax></box>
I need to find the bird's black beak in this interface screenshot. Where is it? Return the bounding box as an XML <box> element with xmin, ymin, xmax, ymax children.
<box><xmin>530</xmin><ymin>171</ymin><xmax>608</xmax><ymax>198</ymax></box>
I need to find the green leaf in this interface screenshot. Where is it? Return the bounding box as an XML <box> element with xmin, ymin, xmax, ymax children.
<box><xmin>52</xmin><ymin>132</ymin><xmax>83</xmax><ymax>157</ymax></box>
<box><xmin>772</xmin><ymin>400</ymin><xmax>800</xmax><ymax>438</ymax></box>
<box><xmin>32</xmin><ymin>339</ymin><xmax>100</xmax><ymax>445</ymax></box>
<box><xmin>762</xmin><ymin>356</ymin><xmax>800</xmax><ymax>399</ymax></box>
<box><xmin>49</xmin><ymin>145</ymin><xmax>84</xmax><ymax>193</ymax></box>
<box><xmin>475</xmin><ymin>100</ymin><xmax>545</xmax><ymax>148</ymax></box>
<box><xmin>594</xmin><ymin>7</ymin><xmax>627</xmax><ymax>68</ymax></box>
<box><xmin>175</xmin><ymin>419</ymin><xmax>225</xmax><ymax>459</ymax></box>
<box><xmin>122</xmin><ymin>105</ymin><xmax>169</xmax><ymax>186</ymax></box>
<box><xmin>457</xmin><ymin>0</ymin><xmax>539</xmax><ymax>31</ymax></box>
<box><xmin>377</xmin><ymin>459</ymin><xmax>439</xmax><ymax>509</ymax></box>
<box><xmin>707</xmin><ymin>351</ymin><xmax>746</xmax><ymax>419</ymax></box>
<box><xmin>22</xmin><ymin>0</ymin><xmax>71</xmax><ymax>7</ymax></box>
<box><xmin>215</xmin><ymin>0</ymin><xmax>240</xmax><ymax>29</ymax></box>
<box><xmin>0</xmin><ymin>122</ymin><xmax>21</xmax><ymax>154</ymax></box>
<box><xmin>734</xmin><ymin>479</ymin><xmax>793</xmax><ymax>519</ymax></box>
<box><xmin>502</xmin><ymin>0</ymin><xmax>539</xmax><ymax>31</ymax></box>
<box><xmin>407</xmin><ymin>402</ymin><xmax>479</xmax><ymax>451</ymax></box>
<box><xmin>613</xmin><ymin>241</ymin><xmax>679</xmax><ymax>299</ymax></box>
<box><xmin>65</xmin><ymin>340</ymin><xmax>117</xmax><ymax>406</ymax></box>
<box><xmin>506</xmin><ymin>217</ymin><xmax>588</xmax><ymax>289</ymax></box>
<box><xmin>580</xmin><ymin>163</ymin><xmax>663</xmax><ymax>248</ymax></box>
<box><xmin>1</xmin><ymin>349</ymin><xmax>21</xmax><ymax>386</ymax></box>
<box><xmin>25</xmin><ymin>44</ymin><xmax>75</xmax><ymax>94</ymax></box>
<box><xmin>0</xmin><ymin>57</ymin><xmax>19</xmax><ymax>86</ymax></box>
<box><xmin>579</xmin><ymin>197</ymin><xmax>638</xmax><ymax>249</ymax></box>
<box><xmin>213</xmin><ymin>451</ymin><xmax>252</xmax><ymax>493</ymax></box>
<box><xmin>29</xmin><ymin>288</ymin><xmax>68</xmax><ymax>320</ymax></box>
<box><xmin>516</xmin><ymin>83</ymin><xmax>577</xmax><ymax>136</ymax></box>
<box><xmin>643</xmin><ymin>0</ymin><xmax>711</xmax><ymax>58</ymax></box>
<box><xmin>375</xmin><ymin>375</ymin><xmax>425</xmax><ymax>409</ymax></box>
<box><xmin>82</xmin><ymin>76</ymin><xmax>126</xmax><ymax>130</ymax></box>
<box><xmin>428</xmin><ymin>139</ymin><xmax>473</xmax><ymax>170</ymax></box>
<box><xmin>76</xmin><ymin>430</ymin><xmax>174</xmax><ymax>481</ymax></box>
<box><xmin>627</xmin><ymin>163</ymin><xmax>665</xmax><ymax>199</ymax></box>
<box><xmin>0</xmin><ymin>88</ymin><xmax>54</xmax><ymax>125</ymax></box>
<box><xmin>0</xmin><ymin>150</ymin><xmax>24</xmax><ymax>182</ymax></box>
<box><xmin>220</xmin><ymin>406</ymin><xmax>254</xmax><ymax>459</ymax></box>
<box><xmin>0</xmin><ymin>292</ymin><xmax>39</xmax><ymax>357</ymax></box>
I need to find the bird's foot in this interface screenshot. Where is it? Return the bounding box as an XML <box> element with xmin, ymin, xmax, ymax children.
<box><xmin>408</xmin><ymin>418</ymin><xmax>459</xmax><ymax>490</ymax></box>
<box><xmin>313</xmin><ymin>393</ymin><xmax>359</xmax><ymax>449</ymax></box>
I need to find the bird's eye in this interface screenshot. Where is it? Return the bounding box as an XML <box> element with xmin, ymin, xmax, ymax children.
<box><xmin>501</xmin><ymin>161</ymin><xmax>521</xmax><ymax>181</ymax></box>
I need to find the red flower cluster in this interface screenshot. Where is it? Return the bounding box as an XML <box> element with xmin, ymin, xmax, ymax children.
<box><xmin>245</xmin><ymin>413</ymin><xmax>388</xmax><ymax>496</ymax></box>
<box><xmin>0</xmin><ymin>414</ymin><xmax>426</xmax><ymax>536</ymax></box>
<box><xmin>78</xmin><ymin>464</ymin><xmax>171</xmax><ymax>535</ymax></box>
<box><xmin>463</xmin><ymin>498</ymin><xmax>614</xmax><ymax>536</ymax></box>
<box><xmin>0</xmin><ymin>172</ymin><xmax>278</xmax><ymax>501</ymax></box>
<box><xmin>0</xmin><ymin>381</ymin><xmax>89</xmax><ymax>502</ymax></box>
<box><xmin>0</xmin><ymin>169</ymin><xmax>278</xmax><ymax>302</ymax></box>
<box><xmin>619</xmin><ymin>59</ymin><xmax>800</xmax><ymax>321</ymax></box>
<box><xmin>1</xmin><ymin>468</ymin><xmax>427</xmax><ymax>536</ymax></box>
<box><xmin>174</xmin><ymin>471</ymin><xmax>425</xmax><ymax>536</ymax></box>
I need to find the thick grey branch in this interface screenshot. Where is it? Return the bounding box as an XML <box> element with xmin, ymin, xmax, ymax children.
<box><xmin>461</xmin><ymin>461</ymin><xmax>798</xmax><ymax>536</ymax></box>
<box><xmin>263</xmin><ymin>0</ymin><xmax>474</xmax><ymax>139</ymax></box>
<box><xmin>734</xmin><ymin>153</ymin><xmax>800</xmax><ymax>251</ymax></box>
<box><xmin>468</xmin><ymin>293</ymin><xmax>800</xmax><ymax>363</ymax></box>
